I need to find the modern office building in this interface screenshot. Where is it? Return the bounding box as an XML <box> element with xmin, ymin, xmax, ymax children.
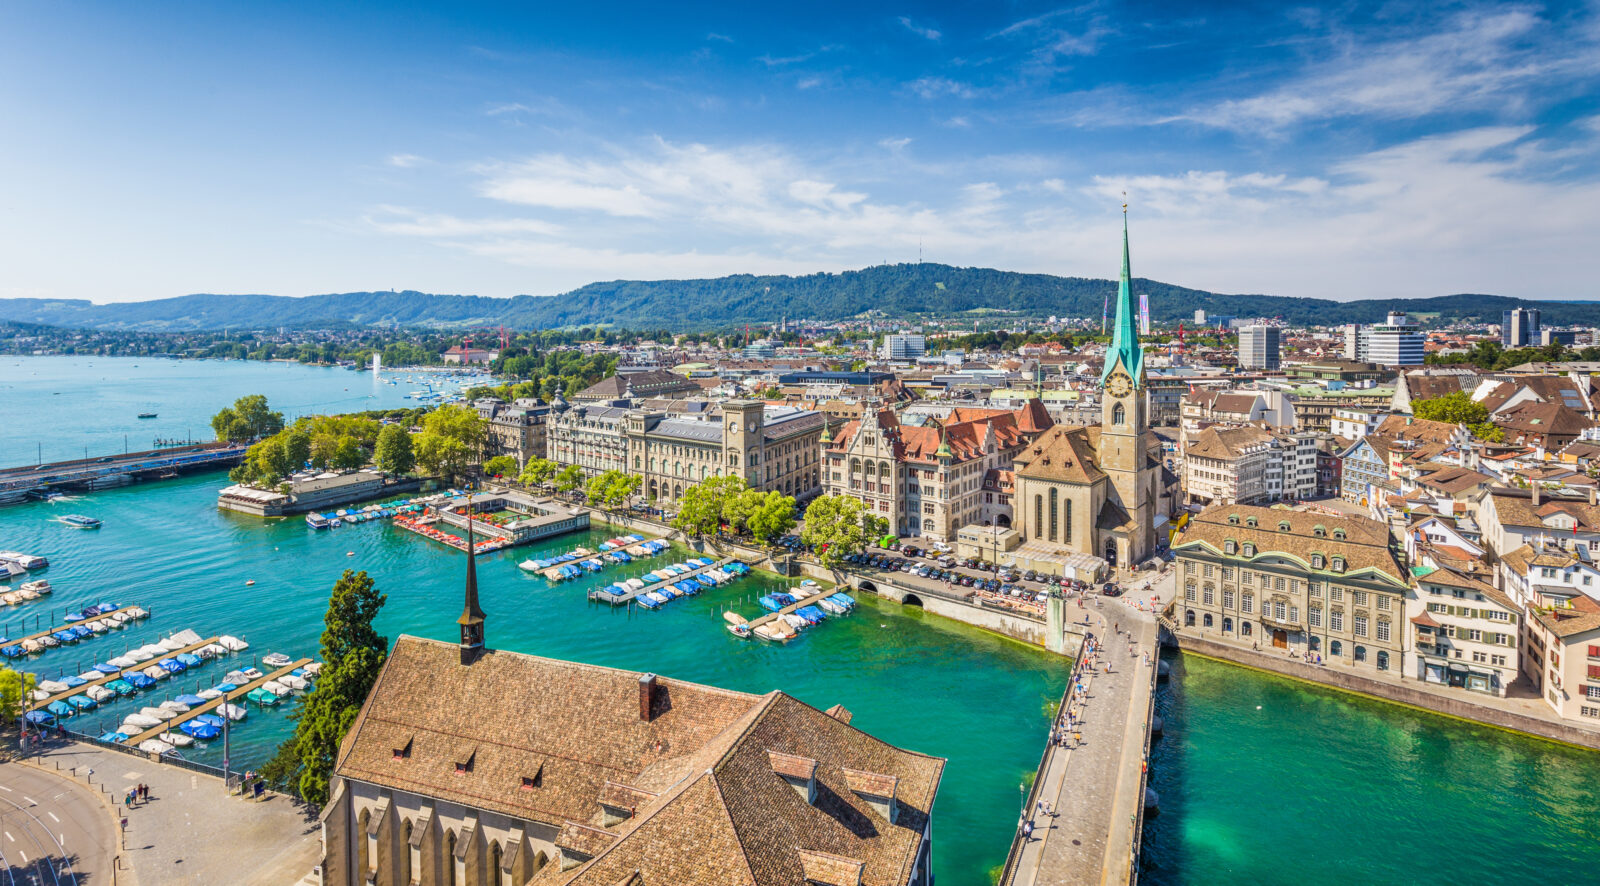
<box><xmin>1237</xmin><ymin>325</ymin><xmax>1282</xmax><ymax>370</ymax></box>
<box><xmin>1503</xmin><ymin>307</ymin><xmax>1541</xmax><ymax>348</ymax></box>
<box><xmin>1344</xmin><ymin>313</ymin><xmax>1425</xmax><ymax>366</ymax></box>
<box><xmin>882</xmin><ymin>334</ymin><xmax>927</xmax><ymax>361</ymax></box>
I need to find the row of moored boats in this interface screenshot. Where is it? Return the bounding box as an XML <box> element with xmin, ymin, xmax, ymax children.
<box><xmin>1</xmin><ymin>604</ymin><xmax>148</xmax><ymax>657</ymax></box>
<box><xmin>605</xmin><ymin>559</ymin><xmax>752</xmax><ymax>609</ymax></box>
<box><xmin>521</xmin><ymin>536</ymin><xmax>664</xmax><ymax>580</ymax></box>
<box><xmin>725</xmin><ymin>582</ymin><xmax>857</xmax><ymax>642</ymax></box>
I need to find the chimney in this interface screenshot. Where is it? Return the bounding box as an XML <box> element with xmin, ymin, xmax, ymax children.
<box><xmin>1532</xmin><ymin>483</ymin><xmax>1541</xmax><ymax>507</ymax></box>
<box><xmin>1590</xmin><ymin>485</ymin><xmax>1597</xmax><ymax>508</ymax></box>
<box><xmin>638</xmin><ymin>674</ymin><xmax>657</xmax><ymax>722</ymax></box>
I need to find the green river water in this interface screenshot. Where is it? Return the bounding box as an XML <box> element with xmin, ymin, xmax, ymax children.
<box><xmin>3</xmin><ymin>357</ymin><xmax>1598</xmax><ymax>884</ymax></box>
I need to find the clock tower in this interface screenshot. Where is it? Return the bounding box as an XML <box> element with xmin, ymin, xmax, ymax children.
<box><xmin>1099</xmin><ymin>206</ymin><xmax>1155</xmax><ymax>566</ymax></box>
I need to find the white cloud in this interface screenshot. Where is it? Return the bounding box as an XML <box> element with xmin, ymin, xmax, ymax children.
<box><xmin>364</xmin><ymin>128</ymin><xmax>1600</xmax><ymax>300</ymax></box>
<box><xmin>906</xmin><ymin>77</ymin><xmax>976</xmax><ymax>99</ymax></box>
<box><xmin>899</xmin><ymin>16</ymin><xmax>942</xmax><ymax>41</ymax></box>
<box><xmin>706</xmin><ymin>32</ymin><xmax>734</xmax><ymax>43</ymax></box>
<box><xmin>386</xmin><ymin>153</ymin><xmax>425</xmax><ymax>168</ymax></box>
<box><xmin>1177</xmin><ymin>8</ymin><xmax>1595</xmax><ymax>131</ymax></box>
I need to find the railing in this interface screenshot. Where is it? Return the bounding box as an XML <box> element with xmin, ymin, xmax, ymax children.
<box><xmin>996</xmin><ymin>633</ymin><xmax>1097</xmax><ymax>886</ymax></box>
<box><xmin>51</xmin><ymin>724</ymin><xmax>301</xmax><ymax>799</ymax></box>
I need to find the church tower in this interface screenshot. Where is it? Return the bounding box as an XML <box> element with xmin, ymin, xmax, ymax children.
<box><xmin>1099</xmin><ymin>206</ymin><xmax>1154</xmax><ymax>565</ymax></box>
<box><xmin>458</xmin><ymin>496</ymin><xmax>486</xmax><ymax>665</ymax></box>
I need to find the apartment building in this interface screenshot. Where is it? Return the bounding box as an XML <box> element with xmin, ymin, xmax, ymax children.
<box><xmin>1184</xmin><ymin>426</ymin><xmax>1322</xmax><ymax>506</ymax></box>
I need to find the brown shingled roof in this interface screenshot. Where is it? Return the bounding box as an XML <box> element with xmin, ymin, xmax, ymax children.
<box><xmin>798</xmin><ymin>849</ymin><xmax>865</xmax><ymax>886</ymax></box>
<box><xmin>1173</xmin><ymin>504</ymin><xmax>1404</xmax><ymax>584</ymax></box>
<box><xmin>841</xmin><ymin>769</ymin><xmax>899</xmax><ymax>799</ymax></box>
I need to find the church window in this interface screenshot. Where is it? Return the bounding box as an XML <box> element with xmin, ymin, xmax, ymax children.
<box><xmin>1049</xmin><ymin>489</ymin><xmax>1059</xmax><ymax>542</ymax></box>
<box><xmin>1113</xmin><ymin>403</ymin><xmax>1126</xmax><ymax>426</ymax></box>
<box><xmin>1065</xmin><ymin>499</ymin><xmax>1073</xmax><ymax>544</ymax></box>
<box><xmin>1035</xmin><ymin>495</ymin><xmax>1044</xmax><ymax>540</ymax></box>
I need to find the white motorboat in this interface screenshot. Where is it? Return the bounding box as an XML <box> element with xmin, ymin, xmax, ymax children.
<box><xmin>261</xmin><ymin>652</ymin><xmax>292</xmax><ymax>668</ymax></box>
<box><xmin>140</xmin><ymin>706</ymin><xmax>178</xmax><ymax>721</ymax></box>
<box><xmin>280</xmin><ymin>674</ymin><xmax>310</xmax><ymax>690</ymax></box>
<box><xmin>107</xmin><ymin>655</ymin><xmax>137</xmax><ymax>668</ymax></box>
<box><xmin>301</xmin><ymin>662</ymin><xmax>322</xmax><ymax>677</ymax></box>
<box><xmin>142</xmin><ymin>665</ymin><xmax>170</xmax><ymax>681</ymax></box>
<box><xmin>217</xmin><ymin>635</ymin><xmax>249</xmax><ymax>652</ymax></box>
<box><xmin>261</xmin><ymin>680</ymin><xmax>292</xmax><ymax>697</ymax></box>
<box><xmin>85</xmin><ymin>685</ymin><xmax>116</xmax><ymax>703</ymax></box>
<box><xmin>159</xmin><ymin>699</ymin><xmax>191</xmax><ymax>713</ymax></box>
<box><xmin>217</xmin><ymin>703</ymin><xmax>247</xmax><ymax>721</ymax></box>
<box><xmin>37</xmin><ymin>679</ymin><xmax>69</xmax><ymax>694</ymax></box>
<box><xmin>196</xmin><ymin>688</ymin><xmax>223</xmax><ymax>700</ymax></box>
<box><xmin>121</xmin><ymin>712</ymin><xmax>162</xmax><ymax>729</ymax></box>
<box><xmin>163</xmin><ymin>732</ymin><xmax>195</xmax><ymax>748</ymax></box>
<box><xmin>136</xmin><ymin>739</ymin><xmax>177</xmax><ymax>755</ymax></box>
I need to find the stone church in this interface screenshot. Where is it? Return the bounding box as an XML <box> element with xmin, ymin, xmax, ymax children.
<box><xmin>1013</xmin><ymin>212</ymin><xmax>1170</xmax><ymax>570</ymax></box>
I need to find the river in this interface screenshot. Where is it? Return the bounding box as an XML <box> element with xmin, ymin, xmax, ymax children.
<box><xmin>4</xmin><ymin>356</ymin><xmax>1599</xmax><ymax>885</ymax></box>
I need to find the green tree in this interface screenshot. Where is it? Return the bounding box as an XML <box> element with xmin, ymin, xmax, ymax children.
<box><xmin>800</xmin><ymin>494</ymin><xmax>870</xmax><ymax>566</ymax></box>
<box><xmin>262</xmin><ymin>570</ymin><xmax>389</xmax><ymax>806</ymax></box>
<box><xmin>673</xmin><ymin>475</ymin><xmax>747</xmax><ymax>537</ymax></box>
<box><xmin>284</xmin><ymin>429</ymin><xmax>312</xmax><ymax>470</ymax></box>
<box><xmin>374</xmin><ymin>424</ymin><xmax>415</xmax><ymax>475</ymax></box>
<box><xmin>518</xmin><ymin>457</ymin><xmax>557</xmax><ymax>488</ymax></box>
<box><xmin>333</xmin><ymin>436</ymin><xmax>366</xmax><ymax>470</ymax></box>
<box><xmin>210</xmin><ymin>394</ymin><xmax>284</xmax><ymax>443</ymax></box>
<box><xmin>0</xmin><ymin>666</ymin><xmax>36</xmax><ymax>725</ymax></box>
<box><xmin>747</xmin><ymin>491</ymin><xmax>797</xmax><ymax>543</ymax></box>
<box><xmin>584</xmin><ymin>470</ymin><xmax>640</xmax><ymax>511</ymax></box>
<box><xmin>554</xmin><ymin>464</ymin><xmax>585</xmax><ymax>493</ymax></box>
<box><xmin>1412</xmin><ymin>392</ymin><xmax>1504</xmax><ymax>442</ymax></box>
<box><xmin>482</xmin><ymin>455</ymin><xmax>519</xmax><ymax>478</ymax></box>
<box><xmin>413</xmin><ymin>404</ymin><xmax>486</xmax><ymax>481</ymax></box>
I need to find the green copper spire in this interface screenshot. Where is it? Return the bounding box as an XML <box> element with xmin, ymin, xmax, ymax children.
<box><xmin>1101</xmin><ymin>205</ymin><xmax>1145</xmax><ymax>387</ymax></box>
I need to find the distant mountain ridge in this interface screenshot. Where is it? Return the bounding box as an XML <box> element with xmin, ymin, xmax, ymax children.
<box><xmin>0</xmin><ymin>264</ymin><xmax>1585</xmax><ymax>331</ymax></box>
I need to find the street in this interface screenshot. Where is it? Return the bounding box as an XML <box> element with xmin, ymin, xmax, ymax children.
<box><xmin>0</xmin><ymin>762</ymin><xmax>117</xmax><ymax>886</ymax></box>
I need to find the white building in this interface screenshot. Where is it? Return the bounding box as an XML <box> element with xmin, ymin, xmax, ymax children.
<box><xmin>882</xmin><ymin>334</ymin><xmax>927</xmax><ymax>361</ymax></box>
<box><xmin>1344</xmin><ymin>313</ymin><xmax>1425</xmax><ymax>366</ymax></box>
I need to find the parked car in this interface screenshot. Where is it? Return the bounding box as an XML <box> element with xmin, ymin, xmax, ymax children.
<box><xmin>1101</xmin><ymin>583</ymin><xmax>1123</xmax><ymax>597</ymax></box>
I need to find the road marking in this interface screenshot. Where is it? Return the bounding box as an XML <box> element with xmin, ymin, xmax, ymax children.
<box><xmin>4</xmin><ymin>831</ymin><xmax>11</xmax><ymax>842</ymax></box>
<box><xmin>47</xmin><ymin>813</ymin><xmax>58</xmax><ymax>823</ymax></box>
<box><xmin>17</xmin><ymin>850</ymin><xmax>24</xmax><ymax>863</ymax></box>
<box><xmin>0</xmin><ymin>784</ymin><xmax>10</xmax><ymax>791</ymax></box>
<box><xmin>21</xmin><ymin>797</ymin><xmax>35</xmax><ymax>806</ymax></box>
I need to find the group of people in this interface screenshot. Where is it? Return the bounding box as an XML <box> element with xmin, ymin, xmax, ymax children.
<box><xmin>124</xmin><ymin>782</ymin><xmax>150</xmax><ymax>807</ymax></box>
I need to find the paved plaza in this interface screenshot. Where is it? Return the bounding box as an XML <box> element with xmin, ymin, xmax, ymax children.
<box><xmin>19</xmin><ymin>739</ymin><xmax>320</xmax><ymax>886</ymax></box>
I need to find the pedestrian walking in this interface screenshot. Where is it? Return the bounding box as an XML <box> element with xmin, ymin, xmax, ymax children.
<box><xmin>1023</xmin><ymin>820</ymin><xmax>1035</xmax><ymax>841</ymax></box>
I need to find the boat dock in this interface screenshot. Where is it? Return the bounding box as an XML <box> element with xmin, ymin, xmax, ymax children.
<box><xmin>121</xmin><ymin>657</ymin><xmax>312</xmax><ymax>748</ymax></box>
<box><xmin>29</xmin><ymin>633</ymin><xmax>221</xmax><ymax>711</ymax></box>
<box><xmin>742</xmin><ymin>587</ymin><xmax>838</xmax><ymax>632</ymax></box>
<box><xmin>589</xmin><ymin>557</ymin><xmax>741</xmax><ymax>605</ymax></box>
<box><xmin>3</xmin><ymin>604</ymin><xmax>150</xmax><ymax>656</ymax></box>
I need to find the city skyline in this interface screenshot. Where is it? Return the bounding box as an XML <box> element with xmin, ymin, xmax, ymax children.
<box><xmin>2</xmin><ymin>1</ymin><xmax>1598</xmax><ymax>304</ymax></box>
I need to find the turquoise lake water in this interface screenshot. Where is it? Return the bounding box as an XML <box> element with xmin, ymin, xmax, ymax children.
<box><xmin>5</xmin><ymin>356</ymin><xmax>1600</xmax><ymax>885</ymax></box>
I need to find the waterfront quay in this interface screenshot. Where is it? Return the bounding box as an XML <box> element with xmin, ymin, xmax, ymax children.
<box><xmin>0</xmin><ymin>442</ymin><xmax>246</xmax><ymax>504</ymax></box>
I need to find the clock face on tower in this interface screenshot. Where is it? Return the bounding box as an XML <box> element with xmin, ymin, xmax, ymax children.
<box><xmin>1107</xmin><ymin>371</ymin><xmax>1133</xmax><ymax>399</ymax></box>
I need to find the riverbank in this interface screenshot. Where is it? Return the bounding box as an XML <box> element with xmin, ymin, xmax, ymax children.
<box><xmin>1169</xmin><ymin>631</ymin><xmax>1600</xmax><ymax>751</ymax></box>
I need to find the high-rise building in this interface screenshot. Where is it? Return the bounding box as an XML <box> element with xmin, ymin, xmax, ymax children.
<box><xmin>1502</xmin><ymin>307</ymin><xmax>1541</xmax><ymax>347</ymax></box>
<box><xmin>882</xmin><ymin>333</ymin><xmax>926</xmax><ymax>361</ymax></box>
<box><xmin>1195</xmin><ymin>309</ymin><xmax>1208</xmax><ymax>325</ymax></box>
<box><xmin>1344</xmin><ymin>313</ymin><xmax>1425</xmax><ymax>365</ymax></box>
<box><xmin>1237</xmin><ymin>325</ymin><xmax>1282</xmax><ymax>370</ymax></box>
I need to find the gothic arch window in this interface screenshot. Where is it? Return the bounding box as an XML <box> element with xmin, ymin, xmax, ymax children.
<box><xmin>1113</xmin><ymin>402</ymin><xmax>1126</xmax><ymax>425</ymax></box>
<box><xmin>866</xmin><ymin>461</ymin><xmax>877</xmax><ymax>477</ymax></box>
<box><xmin>1064</xmin><ymin>498</ymin><xmax>1073</xmax><ymax>545</ymax></box>
<box><xmin>1049</xmin><ymin>488</ymin><xmax>1059</xmax><ymax>542</ymax></box>
<box><xmin>1035</xmin><ymin>495</ymin><xmax>1044</xmax><ymax>540</ymax></box>
<box><xmin>851</xmin><ymin>457</ymin><xmax>861</xmax><ymax>473</ymax></box>
<box><xmin>444</xmin><ymin>832</ymin><xmax>458</xmax><ymax>886</ymax></box>
<box><xmin>357</xmin><ymin>808</ymin><xmax>371</xmax><ymax>875</ymax></box>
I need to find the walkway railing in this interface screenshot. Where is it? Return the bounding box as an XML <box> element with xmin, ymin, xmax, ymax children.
<box><xmin>997</xmin><ymin>633</ymin><xmax>1097</xmax><ymax>886</ymax></box>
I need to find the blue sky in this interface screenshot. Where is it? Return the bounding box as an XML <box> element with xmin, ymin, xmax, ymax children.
<box><xmin>2</xmin><ymin>1</ymin><xmax>1598</xmax><ymax>304</ymax></box>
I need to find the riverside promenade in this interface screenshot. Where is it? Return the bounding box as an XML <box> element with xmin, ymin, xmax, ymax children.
<box><xmin>1006</xmin><ymin>589</ymin><xmax>1163</xmax><ymax>886</ymax></box>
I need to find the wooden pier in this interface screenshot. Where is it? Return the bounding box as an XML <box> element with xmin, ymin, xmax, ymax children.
<box><xmin>122</xmin><ymin>657</ymin><xmax>312</xmax><ymax>747</ymax></box>
<box><xmin>3</xmin><ymin>604</ymin><xmax>149</xmax><ymax>656</ymax></box>
<box><xmin>30</xmin><ymin>634</ymin><xmax>221</xmax><ymax>711</ymax></box>
<box><xmin>588</xmin><ymin>557</ymin><xmax>741</xmax><ymax>605</ymax></box>
<box><xmin>742</xmin><ymin>587</ymin><xmax>838</xmax><ymax>631</ymax></box>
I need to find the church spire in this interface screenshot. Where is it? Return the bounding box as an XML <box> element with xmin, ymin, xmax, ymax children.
<box><xmin>1101</xmin><ymin>201</ymin><xmax>1145</xmax><ymax>387</ymax></box>
<box><xmin>458</xmin><ymin>494</ymin><xmax>486</xmax><ymax>665</ymax></box>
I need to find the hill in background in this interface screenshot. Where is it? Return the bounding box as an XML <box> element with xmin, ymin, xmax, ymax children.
<box><xmin>0</xmin><ymin>264</ymin><xmax>1588</xmax><ymax>331</ymax></box>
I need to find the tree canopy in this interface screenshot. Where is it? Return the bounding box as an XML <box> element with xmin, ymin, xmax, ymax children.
<box><xmin>800</xmin><ymin>494</ymin><xmax>872</xmax><ymax>566</ymax></box>
<box><xmin>413</xmin><ymin>404</ymin><xmax>486</xmax><ymax>481</ymax></box>
<box><xmin>211</xmin><ymin>394</ymin><xmax>285</xmax><ymax>443</ymax></box>
<box><xmin>584</xmin><ymin>470</ymin><xmax>641</xmax><ymax>511</ymax></box>
<box><xmin>261</xmin><ymin>569</ymin><xmax>389</xmax><ymax>806</ymax></box>
<box><xmin>374</xmin><ymin>423</ymin><xmax>415</xmax><ymax>475</ymax></box>
<box><xmin>1412</xmin><ymin>392</ymin><xmax>1505</xmax><ymax>443</ymax></box>
<box><xmin>519</xmin><ymin>457</ymin><xmax>558</xmax><ymax>488</ymax></box>
<box><xmin>0</xmin><ymin>666</ymin><xmax>36</xmax><ymax>726</ymax></box>
<box><xmin>672</xmin><ymin>475</ymin><xmax>748</xmax><ymax>537</ymax></box>
<box><xmin>482</xmin><ymin>455</ymin><xmax>519</xmax><ymax>478</ymax></box>
<box><xmin>746</xmin><ymin>490</ymin><xmax>797</xmax><ymax>543</ymax></box>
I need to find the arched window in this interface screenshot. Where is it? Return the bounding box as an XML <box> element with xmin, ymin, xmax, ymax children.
<box><xmin>923</xmin><ymin>518</ymin><xmax>935</xmax><ymax>531</ymax></box>
<box><xmin>851</xmin><ymin>457</ymin><xmax>861</xmax><ymax>473</ymax></box>
<box><xmin>1376</xmin><ymin>650</ymin><xmax>1390</xmax><ymax>670</ymax></box>
<box><xmin>444</xmin><ymin>832</ymin><xmax>458</xmax><ymax>886</ymax></box>
<box><xmin>1035</xmin><ymin>495</ymin><xmax>1044</xmax><ymax>540</ymax></box>
<box><xmin>1203</xmin><ymin>613</ymin><xmax>1214</xmax><ymax>628</ymax></box>
<box><xmin>1330</xmin><ymin>640</ymin><xmax>1343</xmax><ymax>656</ymax></box>
<box><xmin>357</xmin><ymin>809</ymin><xmax>371</xmax><ymax>875</ymax></box>
<box><xmin>865</xmin><ymin>461</ymin><xmax>876</xmax><ymax>477</ymax></box>
<box><xmin>1049</xmin><ymin>488</ymin><xmax>1059</xmax><ymax>542</ymax></box>
<box><xmin>1223</xmin><ymin>617</ymin><xmax>1234</xmax><ymax>633</ymax></box>
<box><xmin>880</xmin><ymin>460</ymin><xmax>892</xmax><ymax>477</ymax></box>
<box><xmin>1242</xmin><ymin>621</ymin><xmax>1253</xmax><ymax>636</ymax></box>
<box><xmin>634</xmin><ymin>455</ymin><xmax>640</xmax><ymax>469</ymax></box>
<box><xmin>1185</xmin><ymin>610</ymin><xmax>1196</xmax><ymax>626</ymax></box>
<box><xmin>1064</xmin><ymin>498</ymin><xmax>1073</xmax><ymax>544</ymax></box>
<box><xmin>1113</xmin><ymin>402</ymin><xmax>1126</xmax><ymax>425</ymax></box>
<box><xmin>1355</xmin><ymin>645</ymin><xmax>1367</xmax><ymax>663</ymax></box>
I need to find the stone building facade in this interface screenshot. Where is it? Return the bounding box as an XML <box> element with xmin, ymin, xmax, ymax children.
<box><xmin>1172</xmin><ymin>505</ymin><xmax>1409</xmax><ymax>672</ymax></box>
<box><xmin>627</xmin><ymin>400</ymin><xmax>826</xmax><ymax>503</ymax></box>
